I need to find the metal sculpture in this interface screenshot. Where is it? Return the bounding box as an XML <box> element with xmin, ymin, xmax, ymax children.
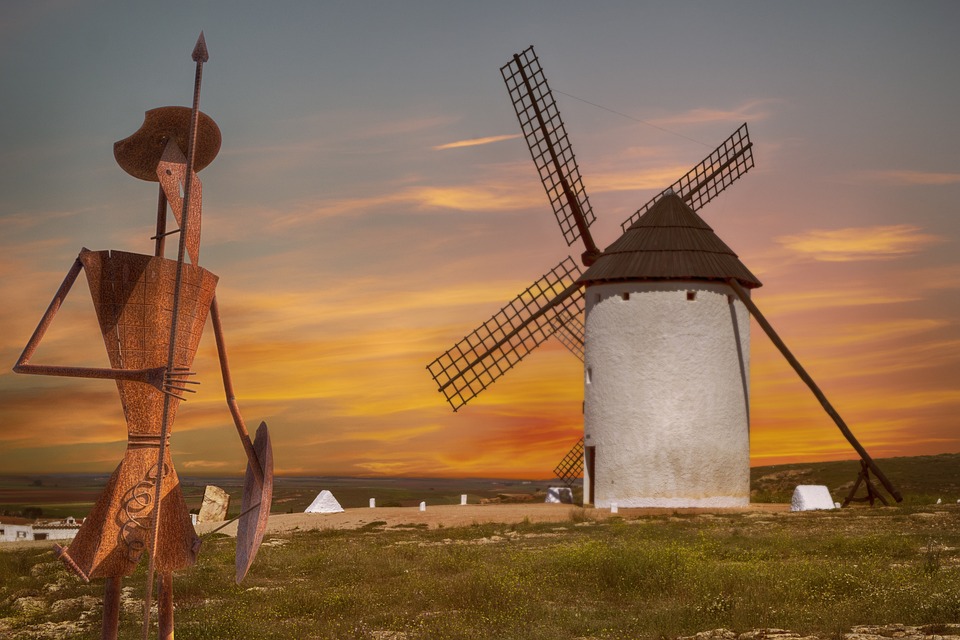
<box><xmin>427</xmin><ymin>45</ymin><xmax>901</xmax><ymax>505</ymax></box>
<box><xmin>13</xmin><ymin>33</ymin><xmax>273</xmax><ymax>640</ymax></box>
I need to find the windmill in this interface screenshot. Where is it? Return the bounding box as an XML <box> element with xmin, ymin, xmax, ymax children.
<box><xmin>427</xmin><ymin>46</ymin><xmax>901</xmax><ymax>508</ymax></box>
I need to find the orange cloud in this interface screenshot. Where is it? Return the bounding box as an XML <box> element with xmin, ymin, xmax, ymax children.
<box><xmin>433</xmin><ymin>134</ymin><xmax>521</xmax><ymax>150</ymax></box>
<box><xmin>649</xmin><ymin>99</ymin><xmax>778</xmax><ymax>126</ymax></box>
<box><xmin>776</xmin><ymin>225</ymin><xmax>944</xmax><ymax>262</ymax></box>
<box><xmin>587</xmin><ymin>165</ymin><xmax>690</xmax><ymax>193</ymax></box>
<box><xmin>266</xmin><ymin>183</ymin><xmax>543</xmax><ymax>228</ymax></box>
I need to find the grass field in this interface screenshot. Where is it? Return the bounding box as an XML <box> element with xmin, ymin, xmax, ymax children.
<box><xmin>2</xmin><ymin>454</ymin><xmax>958</xmax><ymax>637</ymax></box>
<box><xmin>2</xmin><ymin>504</ymin><xmax>958</xmax><ymax>639</ymax></box>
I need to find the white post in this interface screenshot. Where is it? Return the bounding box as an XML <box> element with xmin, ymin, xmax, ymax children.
<box><xmin>419</xmin><ymin>501</ymin><xmax>426</xmax><ymax>512</ymax></box>
<box><xmin>460</xmin><ymin>494</ymin><xmax>467</xmax><ymax>505</ymax></box>
<box><xmin>610</xmin><ymin>502</ymin><xmax>618</xmax><ymax>514</ymax></box>
<box><xmin>369</xmin><ymin>498</ymin><xmax>375</xmax><ymax>508</ymax></box>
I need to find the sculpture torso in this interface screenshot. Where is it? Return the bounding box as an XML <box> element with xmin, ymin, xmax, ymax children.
<box><xmin>80</xmin><ymin>248</ymin><xmax>219</xmax><ymax>435</ymax></box>
<box><xmin>58</xmin><ymin>249</ymin><xmax>219</xmax><ymax>580</ymax></box>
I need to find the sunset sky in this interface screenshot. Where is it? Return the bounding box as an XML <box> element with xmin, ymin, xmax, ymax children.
<box><xmin>1</xmin><ymin>1</ymin><xmax>958</xmax><ymax>478</ymax></box>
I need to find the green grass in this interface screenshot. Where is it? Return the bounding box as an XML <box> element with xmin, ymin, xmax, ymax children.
<box><xmin>2</xmin><ymin>505</ymin><xmax>959</xmax><ymax>639</ymax></box>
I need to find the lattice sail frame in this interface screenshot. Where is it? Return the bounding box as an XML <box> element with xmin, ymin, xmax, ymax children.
<box><xmin>427</xmin><ymin>257</ymin><xmax>583</xmax><ymax>411</ymax></box>
<box><xmin>550</xmin><ymin>307</ymin><xmax>584</xmax><ymax>362</ymax></box>
<box><xmin>554</xmin><ymin>437</ymin><xmax>584</xmax><ymax>488</ymax></box>
<box><xmin>502</xmin><ymin>46</ymin><xmax>596</xmax><ymax>248</ymax></box>
<box><xmin>621</xmin><ymin>123</ymin><xmax>754</xmax><ymax>231</ymax></box>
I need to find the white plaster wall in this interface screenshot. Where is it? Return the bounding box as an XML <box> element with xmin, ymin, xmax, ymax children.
<box><xmin>0</xmin><ymin>524</ymin><xmax>34</xmax><ymax>542</ymax></box>
<box><xmin>583</xmin><ymin>281</ymin><xmax>751</xmax><ymax>508</ymax></box>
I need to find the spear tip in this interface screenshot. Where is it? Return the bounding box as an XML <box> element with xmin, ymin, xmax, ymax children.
<box><xmin>192</xmin><ymin>31</ymin><xmax>209</xmax><ymax>63</ymax></box>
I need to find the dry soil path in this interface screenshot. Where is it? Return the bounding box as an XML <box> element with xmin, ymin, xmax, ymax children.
<box><xmin>196</xmin><ymin>502</ymin><xmax>790</xmax><ymax>537</ymax></box>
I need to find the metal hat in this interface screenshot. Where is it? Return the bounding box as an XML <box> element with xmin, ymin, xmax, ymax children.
<box><xmin>114</xmin><ymin>106</ymin><xmax>222</xmax><ymax>181</ymax></box>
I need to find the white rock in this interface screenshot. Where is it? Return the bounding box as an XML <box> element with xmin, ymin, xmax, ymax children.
<box><xmin>197</xmin><ymin>485</ymin><xmax>230</xmax><ymax>522</ymax></box>
<box><xmin>545</xmin><ymin>487</ymin><xmax>574</xmax><ymax>504</ymax></box>
<box><xmin>790</xmin><ymin>485</ymin><xmax>836</xmax><ymax>511</ymax></box>
<box><xmin>304</xmin><ymin>490</ymin><xmax>345</xmax><ymax>514</ymax></box>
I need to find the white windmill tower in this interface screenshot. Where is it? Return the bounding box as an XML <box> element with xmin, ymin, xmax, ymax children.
<box><xmin>578</xmin><ymin>189</ymin><xmax>760</xmax><ymax>507</ymax></box>
<box><xmin>427</xmin><ymin>46</ymin><xmax>901</xmax><ymax>508</ymax></box>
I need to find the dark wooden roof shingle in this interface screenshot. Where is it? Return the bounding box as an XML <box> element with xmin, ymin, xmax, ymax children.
<box><xmin>578</xmin><ymin>193</ymin><xmax>761</xmax><ymax>288</ymax></box>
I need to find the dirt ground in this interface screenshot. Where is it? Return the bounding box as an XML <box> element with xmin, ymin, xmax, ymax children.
<box><xmin>195</xmin><ymin>502</ymin><xmax>791</xmax><ymax>537</ymax></box>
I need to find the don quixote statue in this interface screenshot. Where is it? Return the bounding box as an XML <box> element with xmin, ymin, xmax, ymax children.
<box><xmin>13</xmin><ymin>33</ymin><xmax>273</xmax><ymax>640</ymax></box>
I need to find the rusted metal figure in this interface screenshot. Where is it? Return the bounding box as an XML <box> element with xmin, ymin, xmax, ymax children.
<box><xmin>13</xmin><ymin>34</ymin><xmax>272</xmax><ymax>640</ymax></box>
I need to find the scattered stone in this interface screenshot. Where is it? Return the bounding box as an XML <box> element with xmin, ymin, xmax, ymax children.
<box><xmin>13</xmin><ymin>596</ymin><xmax>47</xmax><ymax>615</ymax></box>
<box><xmin>677</xmin><ymin>626</ymin><xmax>960</xmax><ymax>640</ymax></box>
<box><xmin>16</xmin><ymin>620</ymin><xmax>83</xmax><ymax>639</ymax></box>
<box><xmin>120</xmin><ymin>585</ymin><xmax>145</xmax><ymax>616</ymax></box>
<box><xmin>546</xmin><ymin>487</ymin><xmax>574</xmax><ymax>504</ymax></box>
<box><xmin>791</xmin><ymin>485</ymin><xmax>836</xmax><ymax>511</ymax></box>
<box><xmin>304</xmin><ymin>490</ymin><xmax>344</xmax><ymax>514</ymax></box>
<box><xmin>50</xmin><ymin>595</ymin><xmax>99</xmax><ymax>615</ymax></box>
<box><xmin>30</xmin><ymin>562</ymin><xmax>61</xmax><ymax>578</ymax></box>
<box><xmin>197</xmin><ymin>485</ymin><xmax>230</xmax><ymax>522</ymax></box>
<box><xmin>260</xmin><ymin>538</ymin><xmax>289</xmax><ymax>547</ymax></box>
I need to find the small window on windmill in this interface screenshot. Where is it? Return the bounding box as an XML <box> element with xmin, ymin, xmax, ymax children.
<box><xmin>622</xmin><ymin>292</ymin><xmax>630</xmax><ymax>301</ymax></box>
<box><xmin>586</xmin><ymin>367</ymin><xmax>592</xmax><ymax>385</ymax></box>
<box><xmin>595</xmin><ymin>294</ymin><xmax>601</xmax><ymax>304</ymax></box>
<box><xmin>686</xmin><ymin>290</ymin><xmax>697</xmax><ymax>302</ymax></box>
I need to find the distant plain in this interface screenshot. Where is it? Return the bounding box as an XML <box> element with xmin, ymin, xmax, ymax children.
<box><xmin>2</xmin><ymin>453</ymin><xmax>957</xmax><ymax>520</ymax></box>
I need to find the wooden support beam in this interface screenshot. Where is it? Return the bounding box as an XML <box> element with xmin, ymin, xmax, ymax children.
<box><xmin>726</xmin><ymin>278</ymin><xmax>902</xmax><ymax>503</ymax></box>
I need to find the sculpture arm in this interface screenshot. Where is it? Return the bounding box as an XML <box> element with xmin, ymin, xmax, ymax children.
<box><xmin>210</xmin><ymin>295</ymin><xmax>265</xmax><ymax>486</ymax></box>
<box><xmin>13</xmin><ymin>254</ymin><xmax>169</xmax><ymax>389</ymax></box>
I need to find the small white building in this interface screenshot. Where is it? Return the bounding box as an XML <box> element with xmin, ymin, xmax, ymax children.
<box><xmin>0</xmin><ymin>518</ymin><xmax>34</xmax><ymax>542</ymax></box>
<box><xmin>580</xmin><ymin>193</ymin><xmax>761</xmax><ymax>508</ymax></box>
<box><xmin>0</xmin><ymin>516</ymin><xmax>81</xmax><ymax>543</ymax></box>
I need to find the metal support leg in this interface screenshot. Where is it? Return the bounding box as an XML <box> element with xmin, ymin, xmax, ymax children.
<box><xmin>159</xmin><ymin>573</ymin><xmax>174</xmax><ymax>640</ymax></box>
<box><xmin>102</xmin><ymin>577</ymin><xmax>121</xmax><ymax>640</ymax></box>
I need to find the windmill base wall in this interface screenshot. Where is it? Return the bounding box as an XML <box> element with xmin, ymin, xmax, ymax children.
<box><xmin>583</xmin><ymin>281</ymin><xmax>751</xmax><ymax>509</ymax></box>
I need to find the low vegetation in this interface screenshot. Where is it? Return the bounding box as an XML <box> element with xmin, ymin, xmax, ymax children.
<box><xmin>2</xmin><ymin>504</ymin><xmax>958</xmax><ymax>639</ymax></box>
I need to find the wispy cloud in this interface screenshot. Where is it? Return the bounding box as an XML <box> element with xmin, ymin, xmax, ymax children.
<box><xmin>776</xmin><ymin>225</ymin><xmax>944</xmax><ymax>262</ymax></box>
<box><xmin>433</xmin><ymin>134</ymin><xmax>521</xmax><ymax>151</ymax></box>
<box><xmin>267</xmin><ymin>183</ymin><xmax>542</xmax><ymax>228</ymax></box>
<box><xmin>649</xmin><ymin>99</ymin><xmax>779</xmax><ymax>127</ymax></box>
<box><xmin>846</xmin><ymin>170</ymin><xmax>960</xmax><ymax>186</ymax></box>
<box><xmin>588</xmin><ymin>165</ymin><xmax>690</xmax><ymax>193</ymax></box>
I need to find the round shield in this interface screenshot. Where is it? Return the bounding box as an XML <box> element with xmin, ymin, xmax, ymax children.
<box><xmin>235</xmin><ymin>421</ymin><xmax>273</xmax><ymax>583</ymax></box>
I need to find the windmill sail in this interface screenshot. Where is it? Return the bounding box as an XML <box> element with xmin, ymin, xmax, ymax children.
<box><xmin>501</xmin><ymin>47</ymin><xmax>598</xmax><ymax>257</ymax></box>
<box><xmin>554</xmin><ymin>437</ymin><xmax>584</xmax><ymax>489</ymax></box>
<box><xmin>620</xmin><ymin>123</ymin><xmax>754</xmax><ymax>232</ymax></box>
<box><xmin>427</xmin><ymin>257</ymin><xmax>583</xmax><ymax>411</ymax></box>
<box><xmin>550</xmin><ymin>308</ymin><xmax>585</xmax><ymax>362</ymax></box>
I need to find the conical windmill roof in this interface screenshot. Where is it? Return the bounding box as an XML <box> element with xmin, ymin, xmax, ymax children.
<box><xmin>578</xmin><ymin>193</ymin><xmax>762</xmax><ymax>288</ymax></box>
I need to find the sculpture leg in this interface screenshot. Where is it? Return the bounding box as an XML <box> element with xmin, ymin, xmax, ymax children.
<box><xmin>159</xmin><ymin>573</ymin><xmax>174</xmax><ymax>640</ymax></box>
<box><xmin>102</xmin><ymin>577</ymin><xmax>121</xmax><ymax>640</ymax></box>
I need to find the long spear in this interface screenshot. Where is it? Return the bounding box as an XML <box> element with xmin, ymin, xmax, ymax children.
<box><xmin>141</xmin><ymin>32</ymin><xmax>208</xmax><ymax>640</ymax></box>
